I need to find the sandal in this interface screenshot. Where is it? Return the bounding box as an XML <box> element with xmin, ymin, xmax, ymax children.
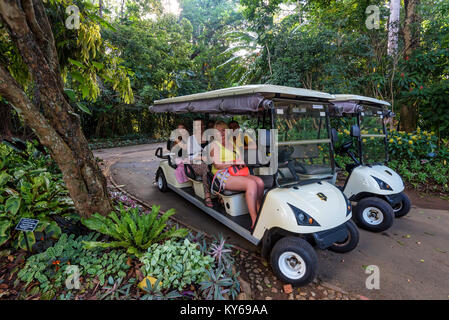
<box><xmin>204</xmin><ymin>195</ymin><xmax>213</xmax><ymax>208</ymax></box>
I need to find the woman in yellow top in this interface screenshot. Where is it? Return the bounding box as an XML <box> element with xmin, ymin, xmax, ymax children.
<box><xmin>210</xmin><ymin>121</ymin><xmax>264</xmax><ymax>230</ymax></box>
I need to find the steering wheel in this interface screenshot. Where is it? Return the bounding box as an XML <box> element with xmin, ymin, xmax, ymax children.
<box><xmin>279</xmin><ymin>146</ymin><xmax>294</xmax><ymax>163</ymax></box>
<box><xmin>336</xmin><ymin>140</ymin><xmax>353</xmax><ymax>155</ymax></box>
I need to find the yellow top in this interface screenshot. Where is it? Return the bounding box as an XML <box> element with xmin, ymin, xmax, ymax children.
<box><xmin>211</xmin><ymin>141</ymin><xmax>240</xmax><ymax>174</ymax></box>
<box><xmin>234</xmin><ymin>131</ymin><xmax>256</xmax><ymax>149</ymax></box>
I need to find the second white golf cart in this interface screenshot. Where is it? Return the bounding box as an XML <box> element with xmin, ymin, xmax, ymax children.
<box><xmin>150</xmin><ymin>85</ymin><xmax>359</xmax><ymax>286</ymax></box>
<box><xmin>329</xmin><ymin>95</ymin><xmax>411</xmax><ymax>232</ymax></box>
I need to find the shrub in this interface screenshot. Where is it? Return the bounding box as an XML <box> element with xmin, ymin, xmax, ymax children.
<box><xmin>0</xmin><ymin>142</ymin><xmax>74</xmax><ymax>250</ymax></box>
<box><xmin>81</xmin><ymin>203</ymin><xmax>189</xmax><ymax>257</ymax></box>
<box><xmin>17</xmin><ymin>233</ymin><xmax>130</xmax><ymax>299</ymax></box>
<box><xmin>140</xmin><ymin>239</ymin><xmax>215</xmax><ymax>291</ymax></box>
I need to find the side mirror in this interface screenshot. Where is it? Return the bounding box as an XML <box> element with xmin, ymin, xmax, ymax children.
<box><xmin>330</xmin><ymin>128</ymin><xmax>338</xmax><ymax>145</ymax></box>
<box><xmin>350</xmin><ymin>125</ymin><xmax>361</xmax><ymax>138</ymax></box>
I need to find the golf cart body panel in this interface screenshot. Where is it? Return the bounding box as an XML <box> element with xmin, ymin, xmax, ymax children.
<box><xmin>253</xmin><ymin>181</ymin><xmax>351</xmax><ymax>239</ymax></box>
<box><xmin>158</xmin><ymin>160</ymin><xmax>192</xmax><ymax>188</ymax></box>
<box><xmin>344</xmin><ymin>165</ymin><xmax>405</xmax><ymax>200</ymax></box>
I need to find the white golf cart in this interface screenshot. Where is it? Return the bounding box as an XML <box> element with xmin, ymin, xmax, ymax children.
<box><xmin>150</xmin><ymin>85</ymin><xmax>359</xmax><ymax>286</ymax></box>
<box><xmin>328</xmin><ymin>95</ymin><xmax>411</xmax><ymax>232</ymax></box>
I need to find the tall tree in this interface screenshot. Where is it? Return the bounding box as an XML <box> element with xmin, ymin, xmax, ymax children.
<box><xmin>0</xmin><ymin>0</ymin><xmax>113</xmax><ymax>217</ymax></box>
<box><xmin>400</xmin><ymin>0</ymin><xmax>421</xmax><ymax>132</ymax></box>
<box><xmin>387</xmin><ymin>0</ymin><xmax>400</xmax><ymax>56</ymax></box>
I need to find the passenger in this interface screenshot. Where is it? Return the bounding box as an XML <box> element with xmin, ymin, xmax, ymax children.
<box><xmin>189</xmin><ymin>119</ymin><xmax>213</xmax><ymax>208</ymax></box>
<box><xmin>207</xmin><ymin>120</ymin><xmax>216</xmax><ymax>130</ymax></box>
<box><xmin>228</xmin><ymin>120</ymin><xmax>256</xmax><ymax>150</ymax></box>
<box><xmin>173</xmin><ymin>123</ymin><xmax>189</xmax><ymax>158</ymax></box>
<box><xmin>210</xmin><ymin>121</ymin><xmax>264</xmax><ymax>230</ymax></box>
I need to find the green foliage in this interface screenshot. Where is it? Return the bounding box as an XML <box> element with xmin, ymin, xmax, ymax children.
<box><xmin>387</xmin><ymin>129</ymin><xmax>442</xmax><ymax>160</ymax></box>
<box><xmin>388</xmin><ymin>158</ymin><xmax>449</xmax><ymax>193</ymax></box>
<box><xmin>0</xmin><ymin>142</ymin><xmax>74</xmax><ymax>250</ymax></box>
<box><xmin>98</xmin><ymin>277</ymin><xmax>136</xmax><ymax>300</ymax></box>
<box><xmin>17</xmin><ymin>233</ymin><xmax>130</xmax><ymax>295</ymax></box>
<box><xmin>199</xmin><ymin>267</ymin><xmax>236</xmax><ymax>300</ymax></box>
<box><xmin>139</xmin><ymin>277</ymin><xmax>183</xmax><ymax>300</ymax></box>
<box><xmin>140</xmin><ymin>239</ymin><xmax>214</xmax><ymax>290</ymax></box>
<box><xmin>81</xmin><ymin>203</ymin><xmax>189</xmax><ymax>257</ymax></box>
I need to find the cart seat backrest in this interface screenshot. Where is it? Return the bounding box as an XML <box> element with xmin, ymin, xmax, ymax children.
<box><xmin>291</xmin><ymin>144</ymin><xmax>320</xmax><ymax>159</ymax></box>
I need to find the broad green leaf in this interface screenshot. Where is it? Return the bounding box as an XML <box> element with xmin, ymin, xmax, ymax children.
<box><xmin>68</xmin><ymin>58</ymin><xmax>84</xmax><ymax>68</ymax></box>
<box><xmin>76</xmin><ymin>102</ymin><xmax>92</xmax><ymax>115</ymax></box>
<box><xmin>5</xmin><ymin>196</ymin><xmax>21</xmax><ymax>215</ymax></box>
<box><xmin>16</xmin><ymin>231</ymin><xmax>36</xmax><ymax>251</ymax></box>
<box><xmin>0</xmin><ymin>172</ymin><xmax>10</xmax><ymax>187</ymax></box>
<box><xmin>92</xmin><ymin>61</ymin><xmax>104</xmax><ymax>70</ymax></box>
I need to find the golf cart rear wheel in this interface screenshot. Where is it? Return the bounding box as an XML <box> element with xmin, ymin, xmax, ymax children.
<box><xmin>393</xmin><ymin>192</ymin><xmax>411</xmax><ymax>218</ymax></box>
<box><xmin>270</xmin><ymin>237</ymin><xmax>317</xmax><ymax>287</ymax></box>
<box><xmin>328</xmin><ymin>220</ymin><xmax>359</xmax><ymax>253</ymax></box>
<box><xmin>156</xmin><ymin>169</ymin><xmax>168</xmax><ymax>192</ymax></box>
<box><xmin>353</xmin><ymin>197</ymin><xmax>394</xmax><ymax>232</ymax></box>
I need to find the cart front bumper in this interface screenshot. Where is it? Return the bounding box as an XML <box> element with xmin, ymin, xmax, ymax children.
<box><xmin>313</xmin><ymin>222</ymin><xmax>349</xmax><ymax>249</ymax></box>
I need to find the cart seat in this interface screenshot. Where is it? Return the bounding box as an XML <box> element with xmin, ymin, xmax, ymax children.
<box><xmin>220</xmin><ymin>189</ymin><xmax>244</xmax><ymax>196</ymax></box>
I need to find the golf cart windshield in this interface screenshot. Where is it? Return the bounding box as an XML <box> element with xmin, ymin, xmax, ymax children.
<box><xmin>360</xmin><ymin>106</ymin><xmax>387</xmax><ymax>164</ymax></box>
<box><xmin>275</xmin><ymin>103</ymin><xmax>334</xmax><ymax>186</ymax></box>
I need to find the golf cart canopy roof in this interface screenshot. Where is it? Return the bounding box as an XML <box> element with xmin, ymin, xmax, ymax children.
<box><xmin>330</xmin><ymin>94</ymin><xmax>391</xmax><ymax>116</ymax></box>
<box><xmin>150</xmin><ymin>85</ymin><xmax>335</xmax><ymax>114</ymax></box>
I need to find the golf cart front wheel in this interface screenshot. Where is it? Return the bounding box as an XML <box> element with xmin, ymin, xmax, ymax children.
<box><xmin>393</xmin><ymin>192</ymin><xmax>411</xmax><ymax>218</ymax></box>
<box><xmin>353</xmin><ymin>197</ymin><xmax>394</xmax><ymax>232</ymax></box>
<box><xmin>156</xmin><ymin>169</ymin><xmax>168</xmax><ymax>192</ymax></box>
<box><xmin>328</xmin><ymin>220</ymin><xmax>359</xmax><ymax>253</ymax></box>
<box><xmin>270</xmin><ymin>237</ymin><xmax>318</xmax><ymax>287</ymax></box>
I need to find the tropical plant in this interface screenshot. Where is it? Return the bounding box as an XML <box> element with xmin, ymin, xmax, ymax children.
<box><xmin>139</xmin><ymin>277</ymin><xmax>183</xmax><ymax>300</ymax></box>
<box><xmin>98</xmin><ymin>277</ymin><xmax>135</xmax><ymax>300</ymax></box>
<box><xmin>140</xmin><ymin>238</ymin><xmax>215</xmax><ymax>291</ymax></box>
<box><xmin>17</xmin><ymin>233</ymin><xmax>130</xmax><ymax>299</ymax></box>
<box><xmin>199</xmin><ymin>267</ymin><xmax>235</xmax><ymax>300</ymax></box>
<box><xmin>81</xmin><ymin>203</ymin><xmax>189</xmax><ymax>257</ymax></box>
<box><xmin>209</xmin><ymin>234</ymin><xmax>234</xmax><ymax>268</ymax></box>
<box><xmin>0</xmin><ymin>142</ymin><xmax>75</xmax><ymax>250</ymax></box>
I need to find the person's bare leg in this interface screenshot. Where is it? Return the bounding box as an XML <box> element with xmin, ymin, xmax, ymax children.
<box><xmin>225</xmin><ymin>176</ymin><xmax>258</xmax><ymax>228</ymax></box>
<box><xmin>247</xmin><ymin>175</ymin><xmax>265</xmax><ymax>212</ymax></box>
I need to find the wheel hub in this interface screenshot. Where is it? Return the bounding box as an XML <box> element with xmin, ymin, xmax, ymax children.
<box><xmin>362</xmin><ymin>207</ymin><xmax>384</xmax><ymax>225</ymax></box>
<box><xmin>279</xmin><ymin>252</ymin><xmax>306</xmax><ymax>280</ymax></box>
<box><xmin>158</xmin><ymin>176</ymin><xmax>163</xmax><ymax>188</ymax></box>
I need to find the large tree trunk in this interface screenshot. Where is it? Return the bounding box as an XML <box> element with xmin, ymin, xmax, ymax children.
<box><xmin>0</xmin><ymin>0</ymin><xmax>113</xmax><ymax>217</ymax></box>
<box><xmin>0</xmin><ymin>101</ymin><xmax>13</xmax><ymax>139</ymax></box>
<box><xmin>400</xmin><ymin>0</ymin><xmax>421</xmax><ymax>132</ymax></box>
<box><xmin>387</xmin><ymin>0</ymin><xmax>400</xmax><ymax>56</ymax></box>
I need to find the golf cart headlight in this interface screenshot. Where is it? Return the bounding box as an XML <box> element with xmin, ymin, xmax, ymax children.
<box><xmin>344</xmin><ymin>195</ymin><xmax>352</xmax><ymax>216</ymax></box>
<box><xmin>371</xmin><ymin>176</ymin><xmax>393</xmax><ymax>191</ymax></box>
<box><xmin>288</xmin><ymin>203</ymin><xmax>320</xmax><ymax>227</ymax></box>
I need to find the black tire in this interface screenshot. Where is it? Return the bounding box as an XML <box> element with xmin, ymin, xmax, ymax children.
<box><xmin>353</xmin><ymin>197</ymin><xmax>394</xmax><ymax>232</ymax></box>
<box><xmin>328</xmin><ymin>220</ymin><xmax>359</xmax><ymax>253</ymax></box>
<box><xmin>270</xmin><ymin>237</ymin><xmax>318</xmax><ymax>287</ymax></box>
<box><xmin>156</xmin><ymin>169</ymin><xmax>168</xmax><ymax>192</ymax></box>
<box><xmin>393</xmin><ymin>192</ymin><xmax>411</xmax><ymax>218</ymax></box>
